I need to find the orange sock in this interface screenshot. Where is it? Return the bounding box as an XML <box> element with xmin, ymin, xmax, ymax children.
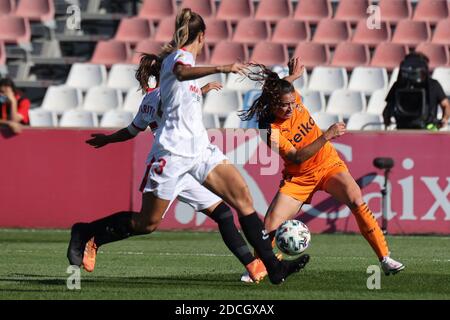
<box><xmin>352</xmin><ymin>203</ymin><xmax>389</xmax><ymax>260</ymax></box>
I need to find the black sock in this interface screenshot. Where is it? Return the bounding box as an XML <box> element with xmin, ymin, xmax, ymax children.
<box><xmin>210</xmin><ymin>203</ymin><xmax>255</xmax><ymax>266</ymax></box>
<box><xmin>239</xmin><ymin>212</ymin><xmax>279</xmax><ymax>273</ymax></box>
<box><xmin>87</xmin><ymin>211</ymin><xmax>138</xmax><ymax>247</ymax></box>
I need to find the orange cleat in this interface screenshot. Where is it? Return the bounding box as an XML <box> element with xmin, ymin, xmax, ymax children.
<box><xmin>244</xmin><ymin>259</ymin><xmax>268</xmax><ymax>283</ymax></box>
<box><xmin>82</xmin><ymin>237</ymin><xmax>97</xmax><ymax>272</ymax></box>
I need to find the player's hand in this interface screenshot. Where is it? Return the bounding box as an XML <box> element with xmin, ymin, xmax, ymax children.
<box><xmin>324</xmin><ymin>122</ymin><xmax>346</xmax><ymax>141</ymax></box>
<box><xmin>201</xmin><ymin>82</ymin><xmax>223</xmax><ymax>95</ymax></box>
<box><xmin>8</xmin><ymin>121</ymin><xmax>22</xmax><ymax>134</ymax></box>
<box><xmin>86</xmin><ymin>133</ymin><xmax>109</xmax><ymax>148</ymax></box>
<box><xmin>219</xmin><ymin>62</ymin><xmax>249</xmax><ymax>76</ymax></box>
<box><xmin>288</xmin><ymin>57</ymin><xmax>305</xmax><ymax>79</ymax></box>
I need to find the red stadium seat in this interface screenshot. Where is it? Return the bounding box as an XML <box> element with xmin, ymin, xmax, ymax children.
<box><xmin>313</xmin><ymin>19</ymin><xmax>351</xmax><ymax>46</ymax></box>
<box><xmin>255</xmin><ymin>0</ymin><xmax>293</xmax><ymax>22</ymax></box>
<box><xmin>210</xmin><ymin>41</ymin><xmax>249</xmax><ymax>65</ymax></box>
<box><xmin>232</xmin><ymin>19</ymin><xmax>271</xmax><ymax>45</ymax></box>
<box><xmin>139</xmin><ymin>0</ymin><xmax>176</xmax><ymax>21</ymax></box>
<box><xmin>378</xmin><ymin>0</ymin><xmax>412</xmax><ymax>24</ymax></box>
<box><xmin>334</xmin><ymin>0</ymin><xmax>371</xmax><ymax>24</ymax></box>
<box><xmin>180</xmin><ymin>0</ymin><xmax>215</xmax><ymax>17</ymax></box>
<box><xmin>0</xmin><ymin>16</ymin><xmax>31</xmax><ymax>44</ymax></box>
<box><xmin>114</xmin><ymin>17</ymin><xmax>154</xmax><ymax>44</ymax></box>
<box><xmin>331</xmin><ymin>43</ymin><xmax>370</xmax><ymax>70</ymax></box>
<box><xmin>90</xmin><ymin>41</ymin><xmax>131</xmax><ymax>67</ymax></box>
<box><xmin>293</xmin><ymin>42</ymin><xmax>330</xmax><ymax>70</ymax></box>
<box><xmin>392</xmin><ymin>20</ymin><xmax>431</xmax><ymax>47</ymax></box>
<box><xmin>294</xmin><ymin>0</ymin><xmax>332</xmax><ymax>24</ymax></box>
<box><xmin>432</xmin><ymin>18</ymin><xmax>450</xmax><ymax>45</ymax></box>
<box><xmin>371</xmin><ymin>43</ymin><xmax>409</xmax><ymax>71</ymax></box>
<box><xmin>131</xmin><ymin>40</ymin><xmax>163</xmax><ymax>64</ymax></box>
<box><xmin>15</xmin><ymin>0</ymin><xmax>54</xmax><ymax>22</ymax></box>
<box><xmin>0</xmin><ymin>0</ymin><xmax>15</xmax><ymax>15</ymax></box>
<box><xmin>413</xmin><ymin>0</ymin><xmax>449</xmax><ymax>24</ymax></box>
<box><xmin>196</xmin><ymin>44</ymin><xmax>211</xmax><ymax>65</ymax></box>
<box><xmin>415</xmin><ymin>43</ymin><xmax>450</xmax><ymax>70</ymax></box>
<box><xmin>271</xmin><ymin>19</ymin><xmax>310</xmax><ymax>46</ymax></box>
<box><xmin>203</xmin><ymin>18</ymin><xmax>231</xmax><ymax>45</ymax></box>
<box><xmin>154</xmin><ymin>17</ymin><xmax>175</xmax><ymax>43</ymax></box>
<box><xmin>250</xmin><ymin>42</ymin><xmax>288</xmax><ymax>66</ymax></box>
<box><xmin>216</xmin><ymin>0</ymin><xmax>254</xmax><ymax>22</ymax></box>
<box><xmin>352</xmin><ymin>20</ymin><xmax>392</xmax><ymax>47</ymax></box>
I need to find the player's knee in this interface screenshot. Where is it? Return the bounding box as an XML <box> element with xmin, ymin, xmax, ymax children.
<box><xmin>347</xmin><ymin>191</ymin><xmax>364</xmax><ymax>209</ymax></box>
<box><xmin>233</xmin><ymin>185</ymin><xmax>254</xmax><ymax>211</ymax></box>
<box><xmin>133</xmin><ymin>214</ymin><xmax>161</xmax><ymax>234</ymax></box>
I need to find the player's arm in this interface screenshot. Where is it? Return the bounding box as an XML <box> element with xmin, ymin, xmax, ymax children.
<box><xmin>283</xmin><ymin>57</ymin><xmax>304</xmax><ymax>84</ymax></box>
<box><xmin>439</xmin><ymin>97</ymin><xmax>450</xmax><ymax>128</ymax></box>
<box><xmin>284</xmin><ymin>123</ymin><xmax>346</xmax><ymax>164</ymax></box>
<box><xmin>173</xmin><ymin>63</ymin><xmax>248</xmax><ymax>81</ymax></box>
<box><xmin>86</xmin><ymin>127</ymin><xmax>136</xmax><ymax>149</ymax></box>
<box><xmin>0</xmin><ymin>119</ymin><xmax>22</xmax><ymax>134</ymax></box>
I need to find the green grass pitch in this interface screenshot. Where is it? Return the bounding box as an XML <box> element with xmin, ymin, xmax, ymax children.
<box><xmin>0</xmin><ymin>229</ymin><xmax>449</xmax><ymax>300</ymax></box>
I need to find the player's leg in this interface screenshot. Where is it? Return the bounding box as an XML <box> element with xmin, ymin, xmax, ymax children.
<box><xmin>322</xmin><ymin>170</ymin><xmax>404</xmax><ymax>274</ymax></box>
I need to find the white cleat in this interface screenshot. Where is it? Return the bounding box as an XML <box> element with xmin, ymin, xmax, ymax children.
<box><xmin>240</xmin><ymin>271</ymin><xmax>254</xmax><ymax>283</ymax></box>
<box><xmin>381</xmin><ymin>256</ymin><xmax>405</xmax><ymax>275</ymax></box>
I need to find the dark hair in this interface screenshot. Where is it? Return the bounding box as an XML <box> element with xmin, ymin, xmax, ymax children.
<box><xmin>135</xmin><ymin>53</ymin><xmax>162</xmax><ymax>93</ymax></box>
<box><xmin>0</xmin><ymin>78</ymin><xmax>17</xmax><ymax>93</ymax></box>
<box><xmin>161</xmin><ymin>8</ymin><xmax>206</xmax><ymax>56</ymax></box>
<box><xmin>239</xmin><ymin>64</ymin><xmax>295</xmax><ymax>123</ymax></box>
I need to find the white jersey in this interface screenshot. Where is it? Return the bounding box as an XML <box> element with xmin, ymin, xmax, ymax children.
<box><xmin>156</xmin><ymin>49</ymin><xmax>209</xmax><ymax>157</ymax></box>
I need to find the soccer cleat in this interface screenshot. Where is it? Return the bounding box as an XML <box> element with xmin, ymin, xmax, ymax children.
<box><xmin>381</xmin><ymin>256</ymin><xmax>405</xmax><ymax>275</ymax></box>
<box><xmin>268</xmin><ymin>254</ymin><xmax>310</xmax><ymax>285</ymax></box>
<box><xmin>241</xmin><ymin>253</ymin><xmax>283</xmax><ymax>283</ymax></box>
<box><xmin>82</xmin><ymin>237</ymin><xmax>98</xmax><ymax>272</ymax></box>
<box><xmin>67</xmin><ymin>223</ymin><xmax>91</xmax><ymax>267</ymax></box>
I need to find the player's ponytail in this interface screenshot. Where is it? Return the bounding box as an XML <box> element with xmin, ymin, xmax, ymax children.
<box><xmin>135</xmin><ymin>53</ymin><xmax>161</xmax><ymax>94</ymax></box>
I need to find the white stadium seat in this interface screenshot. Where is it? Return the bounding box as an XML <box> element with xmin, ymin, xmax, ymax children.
<box><xmin>300</xmin><ymin>90</ymin><xmax>326</xmax><ymax>114</ymax></box>
<box><xmin>367</xmin><ymin>89</ymin><xmax>388</xmax><ymax>115</ymax></box>
<box><xmin>29</xmin><ymin>109</ymin><xmax>58</xmax><ymax>127</ymax></box>
<box><xmin>311</xmin><ymin>112</ymin><xmax>340</xmax><ymax>131</ymax></box>
<box><xmin>223</xmin><ymin>111</ymin><xmax>242</xmax><ymax>128</ymax></box>
<box><xmin>197</xmin><ymin>73</ymin><xmax>226</xmax><ymax>89</ymax></box>
<box><xmin>346</xmin><ymin>113</ymin><xmax>384</xmax><ymax>130</ymax></box>
<box><xmin>432</xmin><ymin>67</ymin><xmax>450</xmax><ymax>96</ymax></box>
<box><xmin>203</xmin><ymin>89</ymin><xmax>243</xmax><ymax>117</ymax></box>
<box><xmin>40</xmin><ymin>86</ymin><xmax>82</xmax><ymax>114</ymax></box>
<box><xmin>348</xmin><ymin>67</ymin><xmax>388</xmax><ymax>95</ymax></box>
<box><xmin>308</xmin><ymin>67</ymin><xmax>348</xmax><ymax>95</ymax></box>
<box><xmin>100</xmin><ymin>109</ymin><xmax>134</xmax><ymax>128</ymax></box>
<box><xmin>107</xmin><ymin>64</ymin><xmax>139</xmax><ymax>92</ymax></box>
<box><xmin>326</xmin><ymin>89</ymin><xmax>366</xmax><ymax>119</ymax></box>
<box><xmin>203</xmin><ymin>113</ymin><xmax>221</xmax><ymax>128</ymax></box>
<box><xmin>83</xmin><ymin>86</ymin><xmax>123</xmax><ymax>114</ymax></box>
<box><xmin>65</xmin><ymin>63</ymin><xmax>107</xmax><ymax>91</ymax></box>
<box><xmin>123</xmin><ymin>87</ymin><xmax>145</xmax><ymax>114</ymax></box>
<box><xmin>59</xmin><ymin>110</ymin><xmax>98</xmax><ymax>127</ymax></box>
<box><xmin>225</xmin><ymin>68</ymin><xmax>262</xmax><ymax>92</ymax></box>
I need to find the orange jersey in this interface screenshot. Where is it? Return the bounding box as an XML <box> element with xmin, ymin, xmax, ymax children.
<box><xmin>269</xmin><ymin>98</ymin><xmax>341</xmax><ymax>177</ymax></box>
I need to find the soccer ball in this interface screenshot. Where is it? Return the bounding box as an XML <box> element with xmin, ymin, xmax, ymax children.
<box><xmin>275</xmin><ymin>220</ymin><xmax>311</xmax><ymax>256</ymax></box>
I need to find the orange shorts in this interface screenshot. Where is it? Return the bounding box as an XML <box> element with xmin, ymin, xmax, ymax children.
<box><xmin>279</xmin><ymin>160</ymin><xmax>348</xmax><ymax>204</ymax></box>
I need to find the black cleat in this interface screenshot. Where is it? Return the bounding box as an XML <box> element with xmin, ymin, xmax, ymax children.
<box><xmin>268</xmin><ymin>254</ymin><xmax>310</xmax><ymax>285</ymax></box>
<box><xmin>67</xmin><ymin>223</ymin><xmax>91</xmax><ymax>266</ymax></box>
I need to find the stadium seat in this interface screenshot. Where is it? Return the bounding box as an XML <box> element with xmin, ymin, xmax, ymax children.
<box><xmin>40</xmin><ymin>86</ymin><xmax>83</xmax><ymax>114</ymax></box>
<box><xmin>114</xmin><ymin>17</ymin><xmax>154</xmax><ymax>44</ymax></box>
<box><xmin>378</xmin><ymin>0</ymin><xmax>412</xmax><ymax>23</ymax></box>
<box><xmin>299</xmin><ymin>90</ymin><xmax>326</xmax><ymax>114</ymax></box>
<box><xmin>389</xmin><ymin>67</ymin><xmax>400</xmax><ymax>88</ymax></box>
<box><xmin>225</xmin><ymin>67</ymin><xmax>262</xmax><ymax>92</ymax></box>
<box><xmin>271</xmin><ymin>19</ymin><xmax>310</xmax><ymax>47</ymax></box>
<box><xmin>15</xmin><ymin>0</ymin><xmax>54</xmax><ymax>22</ymax></box>
<box><xmin>413</xmin><ymin>0</ymin><xmax>449</xmax><ymax>24</ymax></box>
<box><xmin>83</xmin><ymin>87</ymin><xmax>123</xmax><ymax>114</ymax></box>
<box><xmin>334</xmin><ymin>0</ymin><xmax>371</xmax><ymax>24</ymax></box>
<box><xmin>432</xmin><ymin>67</ymin><xmax>450</xmax><ymax>95</ymax></box>
<box><xmin>313</xmin><ymin>19</ymin><xmax>351</xmax><ymax>46</ymax></box>
<box><xmin>132</xmin><ymin>40</ymin><xmax>163</xmax><ymax>64</ymax></box>
<box><xmin>431</xmin><ymin>19</ymin><xmax>450</xmax><ymax>45</ymax></box>
<box><xmin>346</xmin><ymin>113</ymin><xmax>383</xmax><ymax>130</ymax></box>
<box><xmin>223</xmin><ymin>111</ymin><xmax>242</xmax><ymax>128</ymax></box>
<box><xmin>392</xmin><ymin>20</ymin><xmax>431</xmax><ymax>47</ymax></box>
<box><xmin>154</xmin><ymin>17</ymin><xmax>175</xmax><ymax>43</ymax></box>
<box><xmin>294</xmin><ymin>0</ymin><xmax>332</xmax><ymax>24</ymax></box>
<box><xmin>250</xmin><ymin>42</ymin><xmax>288</xmax><ymax>66</ymax></box>
<box><xmin>367</xmin><ymin>89</ymin><xmax>388</xmax><ymax>115</ymax></box>
<box><xmin>326</xmin><ymin>89</ymin><xmax>366</xmax><ymax>119</ymax></box>
<box><xmin>123</xmin><ymin>87</ymin><xmax>145</xmax><ymax>114</ymax></box>
<box><xmin>216</xmin><ymin>0</ymin><xmax>254</xmax><ymax>22</ymax></box>
<box><xmin>308</xmin><ymin>67</ymin><xmax>348</xmax><ymax>95</ymax></box>
<box><xmin>100</xmin><ymin>110</ymin><xmax>134</xmax><ymax>128</ymax></box>
<box><xmin>415</xmin><ymin>43</ymin><xmax>450</xmax><ymax>70</ymax></box>
<box><xmin>203</xmin><ymin>90</ymin><xmax>243</xmax><ymax>117</ymax></box>
<box><xmin>348</xmin><ymin>67</ymin><xmax>389</xmax><ymax>95</ymax></box>
<box><xmin>232</xmin><ymin>19</ymin><xmax>271</xmax><ymax>45</ymax></box>
<box><xmin>210</xmin><ymin>41</ymin><xmax>249</xmax><ymax>65</ymax></box>
<box><xmin>0</xmin><ymin>16</ymin><xmax>31</xmax><ymax>44</ymax></box>
<box><xmin>202</xmin><ymin>18</ymin><xmax>231</xmax><ymax>45</ymax></box>
<box><xmin>180</xmin><ymin>0</ymin><xmax>215</xmax><ymax>17</ymax></box>
<box><xmin>66</xmin><ymin>63</ymin><xmax>107</xmax><ymax>91</ymax></box>
<box><xmin>90</xmin><ymin>41</ymin><xmax>131</xmax><ymax>67</ymax></box>
<box><xmin>29</xmin><ymin>109</ymin><xmax>58</xmax><ymax>127</ymax></box>
<box><xmin>352</xmin><ymin>20</ymin><xmax>392</xmax><ymax>47</ymax></box>
<box><xmin>0</xmin><ymin>0</ymin><xmax>15</xmax><ymax>15</ymax></box>
<box><xmin>60</xmin><ymin>110</ymin><xmax>98</xmax><ymax>127</ymax></box>
<box><xmin>311</xmin><ymin>112</ymin><xmax>340</xmax><ymax>130</ymax></box>
<box><xmin>254</xmin><ymin>0</ymin><xmax>293</xmax><ymax>22</ymax></box>
<box><xmin>330</xmin><ymin>43</ymin><xmax>370</xmax><ymax>70</ymax></box>
<box><xmin>107</xmin><ymin>64</ymin><xmax>139</xmax><ymax>92</ymax></box>
<box><xmin>203</xmin><ymin>113</ymin><xmax>220</xmax><ymax>129</ymax></box>
<box><xmin>196</xmin><ymin>73</ymin><xmax>226</xmax><ymax>89</ymax></box>
<box><xmin>139</xmin><ymin>0</ymin><xmax>176</xmax><ymax>21</ymax></box>
<box><xmin>293</xmin><ymin>43</ymin><xmax>330</xmax><ymax>71</ymax></box>
<box><xmin>371</xmin><ymin>43</ymin><xmax>409</xmax><ymax>71</ymax></box>
<box><xmin>0</xmin><ymin>41</ymin><xmax>5</xmax><ymax>66</ymax></box>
